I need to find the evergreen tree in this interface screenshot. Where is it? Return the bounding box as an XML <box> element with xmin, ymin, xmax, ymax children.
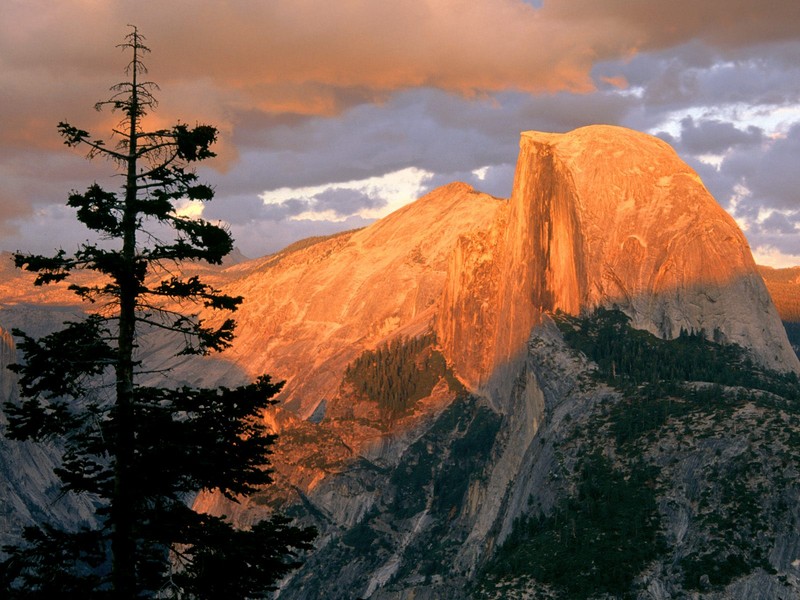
<box><xmin>0</xmin><ymin>27</ymin><xmax>314</xmax><ymax>598</ymax></box>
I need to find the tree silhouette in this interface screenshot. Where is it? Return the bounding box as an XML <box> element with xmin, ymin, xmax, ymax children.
<box><xmin>0</xmin><ymin>27</ymin><xmax>314</xmax><ymax>598</ymax></box>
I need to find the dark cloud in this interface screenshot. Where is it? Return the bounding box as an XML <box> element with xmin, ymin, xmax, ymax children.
<box><xmin>759</xmin><ymin>211</ymin><xmax>798</xmax><ymax>235</ymax></box>
<box><xmin>725</xmin><ymin>123</ymin><xmax>800</xmax><ymax>212</ymax></box>
<box><xmin>678</xmin><ymin>117</ymin><xmax>764</xmax><ymax>155</ymax></box>
<box><xmin>595</xmin><ymin>40</ymin><xmax>800</xmax><ymax>134</ymax></box>
<box><xmin>205</xmin><ymin>87</ymin><xmax>634</xmax><ymax>200</ymax></box>
<box><xmin>743</xmin><ymin>230</ymin><xmax>800</xmax><ymax>260</ymax></box>
<box><xmin>418</xmin><ymin>164</ymin><xmax>516</xmax><ymax>200</ymax></box>
<box><xmin>644</xmin><ymin>61</ymin><xmax>701</xmax><ymax>108</ymax></box>
<box><xmin>259</xmin><ymin>199</ymin><xmax>308</xmax><ymax>222</ymax></box>
<box><xmin>547</xmin><ymin>1</ymin><xmax>800</xmax><ymax>50</ymax></box>
<box><xmin>210</xmin><ymin>186</ymin><xmax>386</xmax><ymax>225</ymax></box>
<box><xmin>0</xmin><ymin>147</ymin><xmax>125</xmax><ymax>235</ymax></box>
<box><xmin>203</xmin><ymin>193</ymin><xmax>274</xmax><ymax>226</ymax></box>
<box><xmin>475</xmin><ymin>164</ymin><xmax>517</xmax><ymax>199</ymax></box>
<box><xmin>227</xmin><ymin>216</ymin><xmax>373</xmax><ymax>258</ymax></box>
<box><xmin>6</xmin><ymin>204</ymin><xmax>97</xmax><ymax>255</ymax></box>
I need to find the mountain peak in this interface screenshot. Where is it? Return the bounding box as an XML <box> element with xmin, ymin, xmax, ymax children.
<box><xmin>220</xmin><ymin>181</ymin><xmax>502</xmax><ymax>417</ymax></box>
<box><xmin>437</xmin><ymin>125</ymin><xmax>798</xmax><ymax>390</ymax></box>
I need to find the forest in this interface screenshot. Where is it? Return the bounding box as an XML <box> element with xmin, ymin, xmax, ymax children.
<box><xmin>343</xmin><ymin>333</ymin><xmax>461</xmax><ymax>418</ymax></box>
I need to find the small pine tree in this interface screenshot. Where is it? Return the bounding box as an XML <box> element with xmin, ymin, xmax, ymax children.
<box><xmin>0</xmin><ymin>27</ymin><xmax>314</xmax><ymax>598</ymax></box>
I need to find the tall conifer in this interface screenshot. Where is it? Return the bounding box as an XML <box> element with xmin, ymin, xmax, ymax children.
<box><xmin>0</xmin><ymin>27</ymin><xmax>314</xmax><ymax>598</ymax></box>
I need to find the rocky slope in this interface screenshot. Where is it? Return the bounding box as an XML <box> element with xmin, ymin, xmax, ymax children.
<box><xmin>216</xmin><ymin>182</ymin><xmax>501</xmax><ymax>418</ymax></box>
<box><xmin>473</xmin><ymin>312</ymin><xmax>800</xmax><ymax>600</ymax></box>
<box><xmin>1</xmin><ymin>125</ymin><xmax>799</xmax><ymax>598</ymax></box>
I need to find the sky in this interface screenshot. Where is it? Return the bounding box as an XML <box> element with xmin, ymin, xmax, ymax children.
<box><xmin>2</xmin><ymin>0</ymin><xmax>800</xmax><ymax>266</ymax></box>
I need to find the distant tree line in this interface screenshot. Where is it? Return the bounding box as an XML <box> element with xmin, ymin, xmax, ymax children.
<box><xmin>554</xmin><ymin>307</ymin><xmax>799</xmax><ymax>395</ymax></box>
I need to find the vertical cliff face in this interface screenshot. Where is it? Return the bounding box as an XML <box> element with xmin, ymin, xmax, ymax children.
<box><xmin>438</xmin><ymin>125</ymin><xmax>798</xmax><ymax>391</ymax></box>
<box><xmin>534</xmin><ymin>126</ymin><xmax>793</xmax><ymax>368</ymax></box>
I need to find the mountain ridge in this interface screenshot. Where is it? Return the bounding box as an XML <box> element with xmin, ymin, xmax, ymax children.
<box><xmin>1</xmin><ymin>125</ymin><xmax>799</xmax><ymax>598</ymax></box>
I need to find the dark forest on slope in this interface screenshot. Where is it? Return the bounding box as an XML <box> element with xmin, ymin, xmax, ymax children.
<box><xmin>477</xmin><ymin>309</ymin><xmax>800</xmax><ymax>599</ymax></box>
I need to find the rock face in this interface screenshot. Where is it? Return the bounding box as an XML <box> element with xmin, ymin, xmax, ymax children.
<box><xmin>1</xmin><ymin>125</ymin><xmax>799</xmax><ymax>598</ymax></box>
<box><xmin>437</xmin><ymin>125</ymin><xmax>799</xmax><ymax>391</ymax></box>
<box><xmin>216</xmin><ymin>182</ymin><xmax>502</xmax><ymax>418</ymax></box>
<box><xmin>193</xmin><ymin>126</ymin><xmax>799</xmax><ymax>598</ymax></box>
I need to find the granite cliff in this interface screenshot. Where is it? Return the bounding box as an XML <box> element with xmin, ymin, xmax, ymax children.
<box><xmin>0</xmin><ymin>323</ymin><xmax>96</xmax><ymax>549</ymax></box>
<box><xmin>438</xmin><ymin>126</ymin><xmax>798</xmax><ymax>392</ymax></box>
<box><xmin>1</xmin><ymin>125</ymin><xmax>799</xmax><ymax>599</ymax></box>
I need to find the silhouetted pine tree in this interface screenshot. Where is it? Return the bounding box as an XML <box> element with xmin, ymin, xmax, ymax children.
<box><xmin>0</xmin><ymin>27</ymin><xmax>314</xmax><ymax>599</ymax></box>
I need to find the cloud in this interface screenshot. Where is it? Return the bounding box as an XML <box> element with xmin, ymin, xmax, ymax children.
<box><xmin>419</xmin><ymin>164</ymin><xmax>517</xmax><ymax>200</ymax></box>
<box><xmin>4</xmin><ymin>3</ymin><xmax>799</xmax><ymax>152</ymax></box>
<box><xmin>595</xmin><ymin>39</ymin><xmax>800</xmax><ymax>136</ymax></box>
<box><xmin>227</xmin><ymin>215</ymin><xmax>374</xmax><ymax>258</ymax></box>
<box><xmin>3</xmin><ymin>1</ymin><xmax>800</xmax><ymax>264</ymax></box>
<box><xmin>313</xmin><ymin>188</ymin><xmax>386</xmax><ymax>218</ymax></box>
<box><xmin>0</xmin><ymin>147</ymin><xmax>115</xmax><ymax>231</ymax></box>
<box><xmin>546</xmin><ymin>1</ymin><xmax>800</xmax><ymax>50</ymax></box>
<box><xmin>257</xmin><ymin>167</ymin><xmax>433</xmax><ymax>222</ymax></box>
<box><xmin>759</xmin><ymin>211</ymin><xmax>798</xmax><ymax>235</ymax></box>
<box><xmin>722</xmin><ymin>123</ymin><xmax>800</xmax><ymax>212</ymax></box>
<box><xmin>751</xmin><ymin>245</ymin><xmax>800</xmax><ymax>269</ymax></box>
<box><xmin>5</xmin><ymin>203</ymin><xmax>95</xmax><ymax>255</ymax></box>
<box><xmin>208</xmin><ymin>86</ymin><xmax>635</xmax><ymax>198</ymax></box>
<box><xmin>10</xmin><ymin>0</ymin><xmax>796</xmax><ymax>156</ymax></box>
<box><xmin>677</xmin><ymin>116</ymin><xmax>764</xmax><ymax>156</ymax></box>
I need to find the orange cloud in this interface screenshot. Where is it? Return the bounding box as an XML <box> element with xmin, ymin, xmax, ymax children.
<box><xmin>544</xmin><ymin>0</ymin><xmax>800</xmax><ymax>50</ymax></box>
<box><xmin>2</xmin><ymin>0</ymin><xmax>798</xmax><ymax>178</ymax></box>
<box><xmin>6</xmin><ymin>1</ymin><xmax>799</xmax><ymax>116</ymax></box>
<box><xmin>132</xmin><ymin>1</ymin><xmax>613</xmax><ymax>97</ymax></box>
<box><xmin>601</xmin><ymin>76</ymin><xmax>629</xmax><ymax>90</ymax></box>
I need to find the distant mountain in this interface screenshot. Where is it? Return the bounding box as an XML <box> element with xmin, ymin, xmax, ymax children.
<box><xmin>758</xmin><ymin>265</ymin><xmax>800</xmax><ymax>357</ymax></box>
<box><xmin>2</xmin><ymin>126</ymin><xmax>799</xmax><ymax>599</ymax></box>
<box><xmin>758</xmin><ymin>264</ymin><xmax>800</xmax><ymax>323</ymax></box>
